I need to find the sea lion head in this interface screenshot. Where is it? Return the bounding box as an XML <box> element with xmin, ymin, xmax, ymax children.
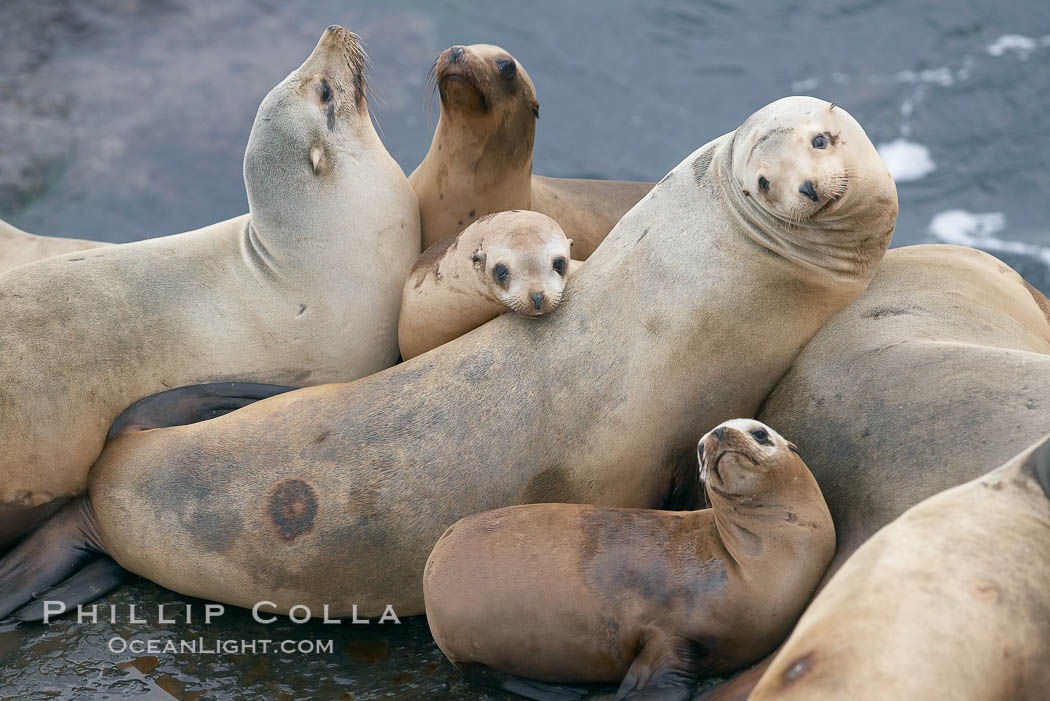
<box><xmin>470</xmin><ymin>211</ymin><xmax>572</xmax><ymax>317</ymax></box>
<box><xmin>727</xmin><ymin>96</ymin><xmax>898</xmax><ymax>276</ymax></box>
<box><xmin>698</xmin><ymin>419</ymin><xmax>802</xmax><ymax>500</ymax></box>
<box><xmin>243</xmin><ymin>25</ymin><xmax>374</xmax><ymax>230</ymax></box>
<box><xmin>428</xmin><ymin>44</ymin><xmax>538</xmax><ymax>166</ymax></box>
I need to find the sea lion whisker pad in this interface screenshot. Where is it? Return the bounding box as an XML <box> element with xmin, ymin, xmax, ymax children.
<box><xmin>423</xmin><ymin>419</ymin><xmax>836</xmax><ymax>697</ymax></box>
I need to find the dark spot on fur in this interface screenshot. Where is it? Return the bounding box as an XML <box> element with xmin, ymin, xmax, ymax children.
<box><xmin>297</xmin><ymin>303</ymin><xmax>307</xmax><ymax>316</ymax></box>
<box><xmin>636</xmin><ymin>227</ymin><xmax>650</xmax><ymax>244</ymax></box>
<box><xmin>268</xmin><ymin>479</ymin><xmax>318</xmax><ymax>542</ymax></box>
<box><xmin>783</xmin><ymin>652</ymin><xmax>815</xmax><ymax>684</ymax></box>
<box><xmin>522</xmin><ymin>465</ymin><xmax>572</xmax><ymax>503</ymax></box>
<box><xmin>692</xmin><ymin>149</ymin><xmax>714</xmax><ymax>183</ymax></box>
<box><xmin>786</xmin><ymin>511</ymin><xmax>798</xmax><ymax>523</ymax></box>
<box><xmin>458</xmin><ymin>219</ymin><xmax>464</xmax><ymax>226</ymax></box>
<box><xmin>313</xmin><ymin>430</ymin><xmax>331</xmax><ymax>445</ymax></box>
<box><xmin>327</xmin><ymin>103</ymin><xmax>335</xmax><ymax>131</ymax></box>
<box><xmin>68</xmin><ymin>257</ymin><xmax>85</xmax><ymax>262</ymax></box>
<box><xmin>469</xmin><ymin>209</ymin><xmax>476</xmax><ymax>218</ymax></box>
<box><xmin>863</xmin><ymin>306</ymin><xmax>909</xmax><ymax>319</ymax></box>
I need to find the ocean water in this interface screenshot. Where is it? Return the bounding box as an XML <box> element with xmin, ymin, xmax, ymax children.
<box><xmin>0</xmin><ymin>1</ymin><xmax>1048</xmax><ymax>699</ymax></box>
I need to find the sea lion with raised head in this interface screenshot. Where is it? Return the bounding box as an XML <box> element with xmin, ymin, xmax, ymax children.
<box><xmin>410</xmin><ymin>44</ymin><xmax>654</xmax><ymax>256</ymax></box>
<box><xmin>0</xmin><ymin>219</ymin><xmax>106</xmax><ymax>274</ymax></box>
<box><xmin>0</xmin><ymin>25</ymin><xmax>420</xmax><ymax>547</ymax></box>
<box><xmin>750</xmin><ymin>432</ymin><xmax>1050</xmax><ymax>701</ymax></box>
<box><xmin>0</xmin><ymin>96</ymin><xmax>896</xmax><ymax>621</ymax></box>
<box><xmin>700</xmin><ymin>244</ymin><xmax>1050</xmax><ymax>700</ymax></box>
<box><xmin>423</xmin><ymin>419</ymin><xmax>834</xmax><ymax>701</ymax></box>
<box><xmin>398</xmin><ymin>210</ymin><xmax>579</xmax><ymax>360</ymax></box>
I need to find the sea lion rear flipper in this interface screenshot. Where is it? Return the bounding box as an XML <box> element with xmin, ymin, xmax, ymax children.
<box><xmin>107</xmin><ymin>382</ymin><xmax>299</xmax><ymax>439</ymax></box>
<box><xmin>8</xmin><ymin>556</ymin><xmax>130</xmax><ymax>623</ymax></box>
<box><xmin>0</xmin><ymin>496</ymin><xmax>107</xmax><ymax>619</ymax></box>
<box><xmin>461</xmin><ymin>664</ymin><xmax>588</xmax><ymax>701</ymax></box>
<box><xmin>616</xmin><ymin>635</ymin><xmax>699</xmax><ymax>701</ymax></box>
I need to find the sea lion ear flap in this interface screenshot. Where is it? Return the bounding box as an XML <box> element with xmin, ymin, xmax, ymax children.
<box><xmin>310</xmin><ymin>146</ymin><xmax>325</xmax><ymax>175</ymax></box>
<box><xmin>568</xmin><ymin>239</ymin><xmax>575</xmax><ymax>248</ymax></box>
<box><xmin>788</xmin><ymin>442</ymin><xmax>800</xmax><ymax>454</ymax></box>
<box><xmin>471</xmin><ymin>249</ymin><xmax>487</xmax><ymax>268</ymax></box>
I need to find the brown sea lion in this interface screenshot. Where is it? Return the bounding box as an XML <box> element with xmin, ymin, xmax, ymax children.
<box><xmin>750</xmin><ymin>432</ymin><xmax>1050</xmax><ymax>700</ymax></box>
<box><xmin>398</xmin><ymin>210</ymin><xmax>580</xmax><ymax>360</ymax></box>
<box><xmin>700</xmin><ymin>244</ymin><xmax>1050</xmax><ymax>700</ymax></box>
<box><xmin>0</xmin><ymin>25</ymin><xmax>420</xmax><ymax>547</ymax></box>
<box><xmin>0</xmin><ymin>96</ymin><xmax>896</xmax><ymax>622</ymax></box>
<box><xmin>424</xmin><ymin>419</ymin><xmax>834</xmax><ymax>701</ymax></box>
<box><xmin>409</xmin><ymin>43</ymin><xmax>654</xmax><ymax>256</ymax></box>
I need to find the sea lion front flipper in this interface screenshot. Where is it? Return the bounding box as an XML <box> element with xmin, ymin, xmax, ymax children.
<box><xmin>8</xmin><ymin>557</ymin><xmax>131</xmax><ymax>623</ymax></box>
<box><xmin>0</xmin><ymin>496</ymin><xmax>106</xmax><ymax>619</ymax></box>
<box><xmin>616</xmin><ymin>635</ymin><xmax>699</xmax><ymax>701</ymax></box>
<box><xmin>461</xmin><ymin>664</ymin><xmax>588</xmax><ymax>701</ymax></box>
<box><xmin>107</xmin><ymin>382</ymin><xmax>298</xmax><ymax>439</ymax></box>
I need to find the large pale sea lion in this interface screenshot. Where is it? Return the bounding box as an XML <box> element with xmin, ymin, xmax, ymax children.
<box><xmin>0</xmin><ymin>96</ymin><xmax>896</xmax><ymax>620</ymax></box>
<box><xmin>410</xmin><ymin>44</ymin><xmax>654</xmax><ymax>256</ymax></box>
<box><xmin>699</xmin><ymin>244</ymin><xmax>1050</xmax><ymax>700</ymax></box>
<box><xmin>750</xmin><ymin>433</ymin><xmax>1050</xmax><ymax>700</ymax></box>
<box><xmin>0</xmin><ymin>25</ymin><xmax>420</xmax><ymax>547</ymax></box>
<box><xmin>424</xmin><ymin>419</ymin><xmax>834</xmax><ymax>701</ymax></box>
<box><xmin>0</xmin><ymin>219</ymin><xmax>106</xmax><ymax>274</ymax></box>
<box><xmin>398</xmin><ymin>210</ymin><xmax>579</xmax><ymax>360</ymax></box>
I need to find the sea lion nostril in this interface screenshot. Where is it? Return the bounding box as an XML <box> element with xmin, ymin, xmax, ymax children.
<box><xmin>449</xmin><ymin>46</ymin><xmax>464</xmax><ymax>63</ymax></box>
<box><xmin>713</xmin><ymin>427</ymin><xmax>726</xmax><ymax>440</ymax></box>
<box><xmin>530</xmin><ymin>292</ymin><xmax>544</xmax><ymax>310</ymax></box>
<box><xmin>799</xmin><ymin>180</ymin><xmax>819</xmax><ymax>202</ymax></box>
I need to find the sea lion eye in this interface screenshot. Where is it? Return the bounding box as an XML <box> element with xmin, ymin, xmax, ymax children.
<box><xmin>812</xmin><ymin>134</ymin><xmax>827</xmax><ymax>149</ymax></box>
<box><xmin>493</xmin><ymin>264</ymin><xmax>509</xmax><ymax>284</ymax></box>
<box><xmin>758</xmin><ymin>176</ymin><xmax>769</xmax><ymax>192</ymax></box>
<box><xmin>496</xmin><ymin>60</ymin><xmax>516</xmax><ymax>81</ymax></box>
<box><xmin>750</xmin><ymin>429</ymin><xmax>771</xmax><ymax>445</ymax></box>
<box><xmin>552</xmin><ymin>257</ymin><xmax>567</xmax><ymax>276</ymax></box>
<box><xmin>320</xmin><ymin>79</ymin><xmax>332</xmax><ymax>103</ymax></box>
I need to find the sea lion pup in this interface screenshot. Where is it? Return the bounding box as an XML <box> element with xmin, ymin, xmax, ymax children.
<box><xmin>423</xmin><ymin>419</ymin><xmax>835</xmax><ymax>701</ymax></box>
<box><xmin>750</xmin><ymin>433</ymin><xmax>1050</xmax><ymax>701</ymax></box>
<box><xmin>0</xmin><ymin>25</ymin><xmax>420</xmax><ymax>547</ymax></box>
<box><xmin>0</xmin><ymin>218</ymin><xmax>106</xmax><ymax>274</ymax></box>
<box><xmin>398</xmin><ymin>210</ymin><xmax>580</xmax><ymax>360</ymax></box>
<box><xmin>0</xmin><ymin>96</ymin><xmax>896</xmax><ymax>621</ymax></box>
<box><xmin>410</xmin><ymin>44</ymin><xmax>654</xmax><ymax>256</ymax></box>
<box><xmin>700</xmin><ymin>244</ymin><xmax>1050</xmax><ymax>700</ymax></box>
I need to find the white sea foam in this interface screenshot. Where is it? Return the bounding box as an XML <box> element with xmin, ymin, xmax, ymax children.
<box><xmin>986</xmin><ymin>34</ymin><xmax>1050</xmax><ymax>59</ymax></box>
<box><xmin>876</xmin><ymin>139</ymin><xmax>936</xmax><ymax>182</ymax></box>
<box><xmin>929</xmin><ymin>210</ymin><xmax>1050</xmax><ymax>267</ymax></box>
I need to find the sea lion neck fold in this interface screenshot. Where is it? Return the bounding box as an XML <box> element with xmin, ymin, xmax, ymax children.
<box><xmin>717</xmin><ymin>96</ymin><xmax>898</xmax><ymax>282</ymax></box>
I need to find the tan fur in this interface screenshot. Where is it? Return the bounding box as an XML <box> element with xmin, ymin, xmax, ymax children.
<box><xmin>0</xmin><ymin>26</ymin><xmax>420</xmax><ymax>546</ymax></box>
<box><xmin>87</xmin><ymin>97</ymin><xmax>896</xmax><ymax>616</ymax></box>
<box><xmin>423</xmin><ymin>420</ymin><xmax>834</xmax><ymax>689</ymax></box>
<box><xmin>0</xmin><ymin>219</ymin><xmax>106</xmax><ymax>274</ymax></box>
<box><xmin>751</xmin><ymin>435</ymin><xmax>1050</xmax><ymax>700</ymax></box>
<box><xmin>398</xmin><ymin>210</ymin><xmax>577</xmax><ymax>359</ymax></box>
<box><xmin>409</xmin><ymin>44</ymin><xmax>653</xmax><ymax>257</ymax></box>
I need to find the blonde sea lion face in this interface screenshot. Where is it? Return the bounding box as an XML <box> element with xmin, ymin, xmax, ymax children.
<box><xmin>698</xmin><ymin>419</ymin><xmax>802</xmax><ymax>499</ymax></box>
<box><xmin>429</xmin><ymin>43</ymin><xmax>539</xmax><ymax>124</ymax></box>
<box><xmin>470</xmin><ymin>212</ymin><xmax>572</xmax><ymax>317</ymax></box>
<box><xmin>732</xmin><ymin>96</ymin><xmax>888</xmax><ymax>224</ymax></box>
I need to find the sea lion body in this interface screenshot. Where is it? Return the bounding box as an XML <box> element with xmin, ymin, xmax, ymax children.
<box><xmin>0</xmin><ymin>219</ymin><xmax>106</xmax><ymax>274</ymax></box>
<box><xmin>398</xmin><ymin>210</ymin><xmax>577</xmax><ymax>360</ymax></box>
<box><xmin>424</xmin><ymin>420</ymin><xmax>835</xmax><ymax>698</ymax></box>
<box><xmin>0</xmin><ymin>26</ymin><xmax>420</xmax><ymax>546</ymax></box>
<box><xmin>751</xmin><ymin>434</ymin><xmax>1050</xmax><ymax>700</ymax></box>
<box><xmin>25</xmin><ymin>96</ymin><xmax>895</xmax><ymax>620</ymax></box>
<box><xmin>410</xmin><ymin>44</ymin><xmax>653</xmax><ymax>256</ymax></box>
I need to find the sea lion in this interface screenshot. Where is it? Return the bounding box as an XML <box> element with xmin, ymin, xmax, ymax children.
<box><xmin>700</xmin><ymin>244</ymin><xmax>1050</xmax><ymax>700</ymax></box>
<box><xmin>0</xmin><ymin>96</ymin><xmax>896</xmax><ymax>621</ymax></box>
<box><xmin>0</xmin><ymin>218</ymin><xmax>106</xmax><ymax>274</ymax></box>
<box><xmin>750</xmin><ymin>433</ymin><xmax>1050</xmax><ymax>700</ymax></box>
<box><xmin>410</xmin><ymin>44</ymin><xmax>654</xmax><ymax>256</ymax></box>
<box><xmin>0</xmin><ymin>25</ymin><xmax>420</xmax><ymax>547</ymax></box>
<box><xmin>423</xmin><ymin>419</ymin><xmax>834</xmax><ymax>701</ymax></box>
<box><xmin>398</xmin><ymin>210</ymin><xmax>580</xmax><ymax>360</ymax></box>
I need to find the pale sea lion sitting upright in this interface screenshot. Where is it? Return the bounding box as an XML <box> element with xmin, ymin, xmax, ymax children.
<box><xmin>424</xmin><ymin>419</ymin><xmax>835</xmax><ymax>701</ymax></box>
<box><xmin>0</xmin><ymin>25</ymin><xmax>420</xmax><ymax>547</ymax></box>
<box><xmin>398</xmin><ymin>210</ymin><xmax>580</xmax><ymax>360</ymax></box>
<box><xmin>0</xmin><ymin>219</ymin><xmax>106</xmax><ymax>274</ymax></box>
<box><xmin>0</xmin><ymin>96</ymin><xmax>895</xmax><ymax>622</ymax></box>
<box><xmin>751</xmin><ymin>432</ymin><xmax>1050</xmax><ymax>700</ymax></box>
<box><xmin>410</xmin><ymin>44</ymin><xmax>654</xmax><ymax>256</ymax></box>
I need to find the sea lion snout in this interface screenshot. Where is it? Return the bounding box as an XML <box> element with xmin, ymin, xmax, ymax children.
<box><xmin>799</xmin><ymin>180</ymin><xmax>819</xmax><ymax>202</ymax></box>
<box><xmin>530</xmin><ymin>292</ymin><xmax>544</xmax><ymax>310</ymax></box>
<box><xmin>449</xmin><ymin>46</ymin><xmax>464</xmax><ymax>63</ymax></box>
